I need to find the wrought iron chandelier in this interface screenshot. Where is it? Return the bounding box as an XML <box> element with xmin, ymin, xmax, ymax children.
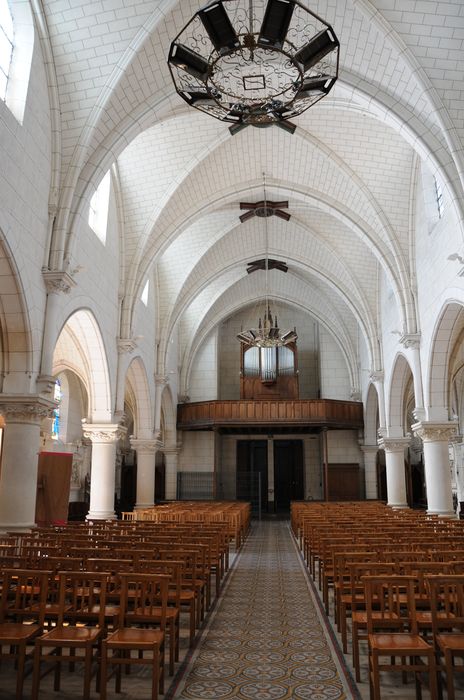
<box><xmin>168</xmin><ymin>0</ymin><xmax>339</xmax><ymax>133</ymax></box>
<box><xmin>236</xmin><ymin>175</ymin><xmax>297</xmax><ymax>347</ymax></box>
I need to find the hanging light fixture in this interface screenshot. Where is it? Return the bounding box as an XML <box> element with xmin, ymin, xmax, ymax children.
<box><xmin>236</xmin><ymin>174</ymin><xmax>297</xmax><ymax>347</ymax></box>
<box><xmin>168</xmin><ymin>0</ymin><xmax>339</xmax><ymax>133</ymax></box>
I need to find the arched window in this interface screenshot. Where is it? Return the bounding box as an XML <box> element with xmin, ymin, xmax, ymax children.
<box><xmin>0</xmin><ymin>1</ymin><xmax>34</xmax><ymax>123</ymax></box>
<box><xmin>88</xmin><ymin>170</ymin><xmax>111</xmax><ymax>243</ymax></box>
<box><xmin>434</xmin><ymin>176</ymin><xmax>444</xmax><ymax>219</ymax></box>
<box><xmin>141</xmin><ymin>279</ymin><xmax>149</xmax><ymax>306</ymax></box>
<box><xmin>0</xmin><ymin>0</ymin><xmax>14</xmax><ymax>101</ymax></box>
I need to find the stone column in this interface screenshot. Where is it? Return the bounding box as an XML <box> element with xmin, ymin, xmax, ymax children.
<box><xmin>130</xmin><ymin>438</ymin><xmax>158</xmax><ymax>510</ymax></box>
<box><xmin>83</xmin><ymin>423</ymin><xmax>127</xmax><ymax>520</ymax></box>
<box><xmin>37</xmin><ymin>271</ymin><xmax>76</xmax><ymax>395</ymax></box>
<box><xmin>378</xmin><ymin>437</ymin><xmax>409</xmax><ymax>508</ymax></box>
<box><xmin>164</xmin><ymin>448</ymin><xmax>179</xmax><ymax>501</ymax></box>
<box><xmin>369</xmin><ymin>371</ymin><xmax>386</xmax><ymax>430</ymax></box>
<box><xmin>412</xmin><ymin>421</ymin><xmax>456</xmax><ymax>517</ymax></box>
<box><xmin>0</xmin><ymin>395</ymin><xmax>55</xmax><ymax>531</ymax></box>
<box><xmin>154</xmin><ymin>375</ymin><xmax>168</xmax><ymax>437</ymax></box>
<box><xmin>361</xmin><ymin>445</ymin><xmax>378</xmax><ymax>499</ymax></box>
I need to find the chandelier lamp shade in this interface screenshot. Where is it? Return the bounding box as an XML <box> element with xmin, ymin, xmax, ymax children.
<box><xmin>168</xmin><ymin>0</ymin><xmax>339</xmax><ymax>132</ymax></box>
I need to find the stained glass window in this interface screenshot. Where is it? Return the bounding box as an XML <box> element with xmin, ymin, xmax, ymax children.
<box><xmin>51</xmin><ymin>379</ymin><xmax>62</xmax><ymax>440</ymax></box>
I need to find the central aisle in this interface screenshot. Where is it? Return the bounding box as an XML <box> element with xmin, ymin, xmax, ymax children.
<box><xmin>168</xmin><ymin>520</ymin><xmax>359</xmax><ymax>700</ymax></box>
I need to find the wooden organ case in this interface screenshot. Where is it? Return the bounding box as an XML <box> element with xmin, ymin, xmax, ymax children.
<box><xmin>240</xmin><ymin>342</ymin><xmax>299</xmax><ymax>400</ymax></box>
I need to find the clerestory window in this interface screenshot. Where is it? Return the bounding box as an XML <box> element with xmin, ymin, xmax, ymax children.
<box><xmin>0</xmin><ymin>0</ymin><xmax>14</xmax><ymax>101</ymax></box>
<box><xmin>88</xmin><ymin>170</ymin><xmax>111</xmax><ymax>244</ymax></box>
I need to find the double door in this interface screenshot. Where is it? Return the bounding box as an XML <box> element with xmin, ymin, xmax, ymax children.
<box><xmin>236</xmin><ymin>439</ymin><xmax>304</xmax><ymax>514</ymax></box>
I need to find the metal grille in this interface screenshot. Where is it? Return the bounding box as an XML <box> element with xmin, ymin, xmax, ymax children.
<box><xmin>177</xmin><ymin>472</ymin><xmax>215</xmax><ymax>500</ymax></box>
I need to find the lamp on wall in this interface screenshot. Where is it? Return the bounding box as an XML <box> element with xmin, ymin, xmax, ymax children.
<box><xmin>236</xmin><ymin>174</ymin><xmax>297</xmax><ymax>348</ymax></box>
<box><xmin>168</xmin><ymin>0</ymin><xmax>339</xmax><ymax>134</ymax></box>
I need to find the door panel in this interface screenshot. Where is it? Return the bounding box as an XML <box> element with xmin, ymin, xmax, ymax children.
<box><xmin>236</xmin><ymin>440</ymin><xmax>268</xmax><ymax>514</ymax></box>
<box><xmin>273</xmin><ymin>440</ymin><xmax>304</xmax><ymax>512</ymax></box>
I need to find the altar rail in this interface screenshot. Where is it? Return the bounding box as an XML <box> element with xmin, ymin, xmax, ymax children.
<box><xmin>177</xmin><ymin>399</ymin><xmax>363</xmax><ymax>430</ymax></box>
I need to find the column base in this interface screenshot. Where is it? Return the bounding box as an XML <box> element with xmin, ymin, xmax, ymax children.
<box><xmin>0</xmin><ymin>521</ymin><xmax>36</xmax><ymax>533</ymax></box>
<box><xmin>86</xmin><ymin>510</ymin><xmax>117</xmax><ymax>521</ymax></box>
<box><xmin>426</xmin><ymin>509</ymin><xmax>457</xmax><ymax>518</ymax></box>
<box><xmin>388</xmin><ymin>502</ymin><xmax>409</xmax><ymax>509</ymax></box>
<box><xmin>135</xmin><ymin>503</ymin><xmax>155</xmax><ymax>510</ymax></box>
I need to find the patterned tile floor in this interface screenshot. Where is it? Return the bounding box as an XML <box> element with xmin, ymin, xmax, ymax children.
<box><xmin>1</xmin><ymin>521</ymin><xmax>451</xmax><ymax>699</ymax></box>
<box><xmin>168</xmin><ymin>521</ymin><xmax>359</xmax><ymax>700</ymax></box>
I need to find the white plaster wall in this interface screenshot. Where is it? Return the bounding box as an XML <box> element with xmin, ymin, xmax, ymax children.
<box><xmin>0</xmin><ymin>35</ymin><xmax>52</xmax><ymax>389</ymax></box>
<box><xmin>327</xmin><ymin>430</ymin><xmax>363</xmax><ymax>465</ymax></box>
<box><xmin>165</xmin><ymin>324</ymin><xmax>179</xmax><ymax>403</ymax></box>
<box><xmin>178</xmin><ymin>431</ymin><xmax>215</xmax><ymax>472</ymax></box>
<box><xmin>189</xmin><ymin>329</ymin><xmax>218</xmax><ymax>402</ymax></box>
<box><xmin>319</xmin><ymin>327</ymin><xmax>352</xmax><ymax>400</ymax></box>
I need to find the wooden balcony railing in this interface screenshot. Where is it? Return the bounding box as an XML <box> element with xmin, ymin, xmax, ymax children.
<box><xmin>177</xmin><ymin>399</ymin><xmax>363</xmax><ymax>431</ymax></box>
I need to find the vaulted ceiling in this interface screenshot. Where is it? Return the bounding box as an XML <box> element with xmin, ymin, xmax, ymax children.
<box><xmin>37</xmin><ymin>0</ymin><xmax>464</xmax><ymax>383</ymax></box>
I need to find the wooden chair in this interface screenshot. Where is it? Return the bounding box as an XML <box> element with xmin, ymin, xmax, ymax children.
<box><xmin>363</xmin><ymin>574</ymin><xmax>438</xmax><ymax>700</ymax></box>
<box><xmin>31</xmin><ymin>571</ymin><xmax>110</xmax><ymax>700</ymax></box>
<box><xmin>426</xmin><ymin>574</ymin><xmax>464</xmax><ymax>700</ymax></box>
<box><xmin>99</xmin><ymin>572</ymin><xmax>168</xmax><ymax>700</ymax></box>
<box><xmin>0</xmin><ymin>569</ymin><xmax>49</xmax><ymax>700</ymax></box>
<box><xmin>137</xmin><ymin>559</ymin><xmax>182</xmax><ymax>675</ymax></box>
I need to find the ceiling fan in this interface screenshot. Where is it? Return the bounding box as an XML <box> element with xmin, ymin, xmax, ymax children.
<box><xmin>239</xmin><ymin>200</ymin><xmax>290</xmax><ymax>223</ymax></box>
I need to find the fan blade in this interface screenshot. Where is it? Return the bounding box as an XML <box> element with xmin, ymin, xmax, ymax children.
<box><xmin>246</xmin><ymin>264</ymin><xmax>260</xmax><ymax>274</ymax></box>
<box><xmin>274</xmin><ymin>209</ymin><xmax>291</xmax><ymax>221</ymax></box>
<box><xmin>240</xmin><ymin>211</ymin><xmax>255</xmax><ymax>223</ymax></box>
<box><xmin>240</xmin><ymin>202</ymin><xmax>257</xmax><ymax>210</ymax></box>
<box><xmin>270</xmin><ymin>201</ymin><xmax>289</xmax><ymax>209</ymax></box>
<box><xmin>275</xmin><ymin>262</ymin><xmax>288</xmax><ymax>272</ymax></box>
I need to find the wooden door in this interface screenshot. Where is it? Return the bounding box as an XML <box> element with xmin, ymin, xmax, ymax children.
<box><xmin>35</xmin><ymin>451</ymin><xmax>73</xmax><ymax>525</ymax></box>
<box><xmin>236</xmin><ymin>440</ymin><xmax>268</xmax><ymax>514</ymax></box>
<box><xmin>273</xmin><ymin>440</ymin><xmax>304</xmax><ymax>512</ymax></box>
<box><xmin>327</xmin><ymin>464</ymin><xmax>360</xmax><ymax>501</ymax></box>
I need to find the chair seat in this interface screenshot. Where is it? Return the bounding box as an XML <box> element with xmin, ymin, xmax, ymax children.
<box><xmin>369</xmin><ymin>632</ymin><xmax>433</xmax><ymax>652</ymax></box>
<box><xmin>105</xmin><ymin>627</ymin><xmax>164</xmax><ymax>648</ymax></box>
<box><xmin>39</xmin><ymin>626</ymin><xmax>102</xmax><ymax>643</ymax></box>
<box><xmin>0</xmin><ymin>622</ymin><xmax>41</xmax><ymax>641</ymax></box>
<box><xmin>437</xmin><ymin>633</ymin><xmax>464</xmax><ymax>651</ymax></box>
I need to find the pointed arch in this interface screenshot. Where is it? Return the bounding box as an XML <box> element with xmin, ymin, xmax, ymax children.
<box><xmin>387</xmin><ymin>353</ymin><xmax>413</xmax><ymax>435</ymax></box>
<box><xmin>53</xmin><ymin>309</ymin><xmax>112</xmax><ymax>422</ymax></box>
<box><xmin>364</xmin><ymin>382</ymin><xmax>380</xmax><ymax>445</ymax></box>
<box><xmin>125</xmin><ymin>356</ymin><xmax>153</xmax><ymax>439</ymax></box>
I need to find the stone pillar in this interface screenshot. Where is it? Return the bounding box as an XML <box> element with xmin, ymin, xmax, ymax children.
<box><xmin>267</xmin><ymin>437</ymin><xmax>274</xmax><ymax>512</ymax></box>
<box><xmin>115</xmin><ymin>338</ymin><xmax>138</xmax><ymax>416</ymax></box>
<box><xmin>37</xmin><ymin>272</ymin><xmax>76</xmax><ymax>394</ymax></box>
<box><xmin>154</xmin><ymin>375</ymin><xmax>168</xmax><ymax>437</ymax></box>
<box><xmin>361</xmin><ymin>445</ymin><xmax>378</xmax><ymax>499</ymax></box>
<box><xmin>412</xmin><ymin>421</ymin><xmax>456</xmax><ymax>517</ymax></box>
<box><xmin>83</xmin><ymin>424</ymin><xmax>127</xmax><ymax>520</ymax></box>
<box><xmin>378</xmin><ymin>437</ymin><xmax>409</xmax><ymax>509</ymax></box>
<box><xmin>164</xmin><ymin>448</ymin><xmax>179</xmax><ymax>501</ymax></box>
<box><xmin>399</xmin><ymin>334</ymin><xmax>424</xmax><ymax>421</ymax></box>
<box><xmin>0</xmin><ymin>395</ymin><xmax>55</xmax><ymax>531</ymax></box>
<box><xmin>130</xmin><ymin>438</ymin><xmax>158</xmax><ymax>510</ymax></box>
<box><xmin>369</xmin><ymin>371</ymin><xmax>386</xmax><ymax>430</ymax></box>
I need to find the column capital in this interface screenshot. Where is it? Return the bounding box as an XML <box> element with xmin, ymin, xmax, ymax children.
<box><xmin>130</xmin><ymin>438</ymin><xmax>158</xmax><ymax>454</ymax></box>
<box><xmin>412</xmin><ymin>421</ymin><xmax>458</xmax><ymax>443</ymax></box>
<box><xmin>361</xmin><ymin>444</ymin><xmax>379</xmax><ymax>454</ymax></box>
<box><xmin>369</xmin><ymin>370</ymin><xmax>384</xmax><ymax>383</ymax></box>
<box><xmin>42</xmin><ymin>270</ymin><xmax>76</xmax><ymax>294</ymax></box>
<box><xmin>155</xmin><ymin>374</ymin><xmax>168</xmax><ymax>387</ymax></box>
<box><xmin>350</xmin><ymin>387</ymin><xmax>362</xmax><ymax>401</ymax></box>
<box><xmin>163</xmin><ymin>446</ymin><xmax>180</xmax><ymax>457</ymax></box>
<box><xmin>0</xmin><ymin>394</ymin><xmax>56</xmax><ymax>424</ymax></box>
<box><xmin>82</xmin><ymin>423</ymin><xmax>127</xmax><ymax>444</ymax></box>
<box><xmin>399</xmin><ymin>333</ymin><xmax>421</xmax><ymax>349</ymax></box>
<box><xmin>117</xmin><ymin>338</ymin><xmax>138</xmax><ymax>355</ymax></box>
<box><xmin>378</xmin><ymin>436</ymin><xmax>410</xmax><ymax>452</ymax></box>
